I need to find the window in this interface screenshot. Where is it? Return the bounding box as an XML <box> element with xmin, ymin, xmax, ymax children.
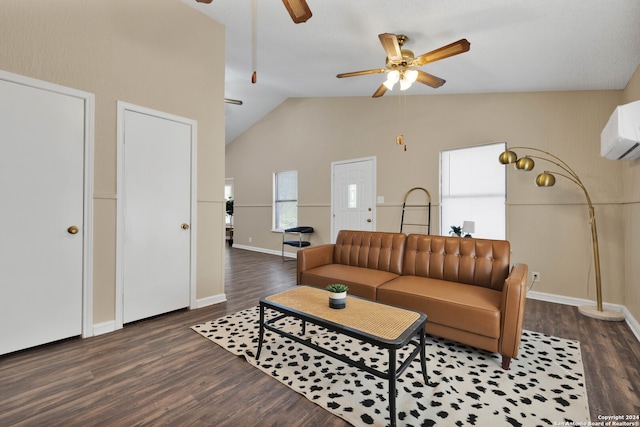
<box><xmin>348</xmin><ymin>184</ymin><xmax>358</xmax><ymax>208</ymax></box>
<box><xmin>273</xmin><ymin>170</ymin><xmax>298</xmax><ymax>231</ymax></box>
<box><xmin>440</xmin><ymin>143</ymin><xmax>506</xmax><ymax>240</ymax></box>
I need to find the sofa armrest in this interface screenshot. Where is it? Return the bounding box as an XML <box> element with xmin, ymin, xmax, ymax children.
<box><xmin>296</xmin><ymin>244</ymin><xmax>335</xmax><ymax>284</ymax></box>
<box><xmin>498</xmin><ymin>263</ymin><xmax>528</xmax><ymax>359</ymax></box>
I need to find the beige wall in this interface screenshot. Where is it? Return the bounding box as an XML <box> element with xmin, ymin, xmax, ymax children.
<box><xmin>622</xmin><ymin>66</ymin><xmax>640</xmax><ymax>322</ymax></box>
<box><xmin>0</xmin><ymin>0</ymin><xmax>227</xmax><ymax>324</ymax></box>
<box><xmin>227</xmin><ymin>84</ymin><xmax>640</xmax><ymax>319</ymax></box>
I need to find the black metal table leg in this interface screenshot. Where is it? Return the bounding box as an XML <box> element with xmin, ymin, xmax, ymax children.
<box><xmin>389</xmin><ymin>348</ymin><xmax>397</xmax><ymax>427</ymax></box>
<box><xmin>256</xmin><ymin>304</ymin><xmax>265</xmax><ymax>360</ymax></box>
<box><xmin>420</xmin><ymin>328</ymin><xmax>428</xmax><ymax>384</ymax></box>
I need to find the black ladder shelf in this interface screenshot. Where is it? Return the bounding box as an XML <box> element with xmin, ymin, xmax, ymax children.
<box><xmin>400</xmin><ymin>187</ymin><xmax>431</xmax><ymax>234</ymax></box>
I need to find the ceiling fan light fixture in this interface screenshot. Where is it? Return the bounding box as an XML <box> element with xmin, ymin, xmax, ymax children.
<box><xmin>383</xmin><ymin>70</ymin><xmax>400</xmax><ymax>90</ymax></box>
<box><xmin>399</xmin><ymin>76</ymin><xmax>412</xmax><ymax>91</ymax></box>
<box><xmin>338</xmin><ymin>33</ymin><xmax>469</xmax><ymax>98</ymax></box>
<box><xmin>404</xmin><ymin>69</ymin><xmax>418</xmax><ymax>84</ymax></box>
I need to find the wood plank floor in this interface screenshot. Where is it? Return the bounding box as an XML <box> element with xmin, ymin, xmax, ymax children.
<box><xmin>1</xmin><ymin>247</ymin><xmax>638</xmax><ymax>426</ymax></box>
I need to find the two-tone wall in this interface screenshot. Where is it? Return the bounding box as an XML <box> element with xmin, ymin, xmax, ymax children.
<box><xmin>622</xmin><ymin>66</ymin><xmax>640</xmax><ymax>323</ymax></box>
<box><xmin>0</xmin><ymin>0</ymin><xmax>227</xmax><ymax>326</ymax></box>
<box><xmin>226</xmin><ymin>67</ymin><xmax>640</xmax><ymax>328</ymax></box>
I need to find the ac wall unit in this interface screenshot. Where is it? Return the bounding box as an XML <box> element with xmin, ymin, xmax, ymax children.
<box><xmin>600</xmin><ymin>100</ymin><xmax>640</xmax><ymax>161</ymax></box>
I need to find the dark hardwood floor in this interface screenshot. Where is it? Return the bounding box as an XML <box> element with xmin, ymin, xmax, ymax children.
<box><xmin>0</xmin><ymin>247</ymin><xmax>638</xmax><ymax>426</ymax></box>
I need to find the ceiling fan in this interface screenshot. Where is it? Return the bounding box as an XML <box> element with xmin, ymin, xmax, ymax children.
<box><xmin>195</xmin><ymin>0</ymin><xmax>312</xmax><ymax>24</ymax></box>
<box><xmin>337</xmin><ymin>33</ymin><xmax>470</xmax><ymax>98</ymax></box>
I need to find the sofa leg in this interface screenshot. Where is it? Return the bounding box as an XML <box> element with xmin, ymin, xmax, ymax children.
<box><xmin>501</xmin><ymin>355</ymin><xmax>511</xmax><ymax>370</ymax></box>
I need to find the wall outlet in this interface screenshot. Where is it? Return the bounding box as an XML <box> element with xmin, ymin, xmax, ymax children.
<box><xmin>531</xmin><ymin>271</ymin><xmax>540</xmax><ymax>283</ymax></box>
<box><xmin>248</xmin><ymin>237</ymin><xmax>252</xmax><ymax>243</ymax></box>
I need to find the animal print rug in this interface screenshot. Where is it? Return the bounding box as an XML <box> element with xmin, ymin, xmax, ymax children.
<box><xmin>192</xmin><ymin>306</ymin><xmax>590</xmax><ymax>426</ymax></box>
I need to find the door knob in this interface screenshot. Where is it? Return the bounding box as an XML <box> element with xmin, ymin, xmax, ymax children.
<box><xmin>181</xmin><ymin>223</ymin><xmax>190</xmax><ymax>230</ymax></box>
<box><xmin>367</xmin><ymin>218</ymin><xmax>372</xmax><ymax>223</ymax></box>
<box><xmin>67</xmin><ymin>225</ymin><xmax>79</xmax><ymax>234</ymax></box>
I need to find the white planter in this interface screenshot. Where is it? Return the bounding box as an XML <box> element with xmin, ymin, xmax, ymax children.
<box><xmin>329</xmin><ymin>291</ymin><xmax>347</xmax><ymax>309</ymax></box>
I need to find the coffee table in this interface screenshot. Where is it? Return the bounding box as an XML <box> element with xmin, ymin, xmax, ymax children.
<box><xmin>256</xmin><ymin>286</ymin><xmax>428</xmax><ymax>427</ymax></box>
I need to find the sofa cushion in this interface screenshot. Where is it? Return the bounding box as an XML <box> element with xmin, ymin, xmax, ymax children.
<box><xmin>377</xmin><ymin>276</ymin><xmax>502</xmax><ymax>339</ymax></box>
<box><xmin>403</xmin><ymin>234</ymin><xmax>510</xmax><ymax>291</ymax></box>
<box><xmin>333</xmin><ymin>230</ymin><xmax>406</xmax><ymax>275</ymax></box>
<box><xmin>300</xmin><ymin>264</ymin><xmax>400</xmax><ymax>300</ymax></box>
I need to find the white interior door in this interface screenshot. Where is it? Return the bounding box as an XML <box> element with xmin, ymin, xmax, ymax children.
<box><xmin>0</xmin><ymin>74</ymin><xmax>91</xmax><ymax>355</ymax></box>
<box><xmin>118</xmin><ymin>104</ymin><xmax>196</xmax><ymax>324</ymax></box>
<box><xmin>331</xmin><ymin>157</ymin><xmax>376</xmax><ymax>242</ymax></box>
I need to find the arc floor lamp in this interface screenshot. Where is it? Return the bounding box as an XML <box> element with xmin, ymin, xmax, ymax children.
<box><xmin>499</xmin><ymin>146</ymin><xmax>624</xmax><ymax>321</ymax></box>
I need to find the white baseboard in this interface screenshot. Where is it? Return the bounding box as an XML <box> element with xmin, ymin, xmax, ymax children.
<box><xmin>527</xmin><ymin>290</ymin><xmax>640</xmax><ymax>342</ymax></box>
<box><xmin>195</xmin><ymin>293</ymin><xmax>227</xmax><ymax>308</ymax></box>
<box><xmin>92</xmin><ymin>320</ymin><xmax>117</xmax><ymax>336</ymax></box>
<box><xmin>232</xmin><ymin>244</ymin><xmax>295</xmax><ymax>259</ymax></box>
<box><xmin>91</xmin><ymin>294</ymin><xmax>227</xmax><ymax>336</ymax></box>
<box><xmin>622</xmin><ymin>305</ymin><xmax>640</xmax><ymax>343</ymax></box>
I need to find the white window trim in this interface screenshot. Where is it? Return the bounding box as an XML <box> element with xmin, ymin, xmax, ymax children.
<box><xmin>272</xmin><ymin>170</ymin><xmax>298</xmax><ymax>232</ymax></box>
<box><xmin>439</xmin><ymin>142</ymin><xmax>506</xmax><ymax>240</ymax></box>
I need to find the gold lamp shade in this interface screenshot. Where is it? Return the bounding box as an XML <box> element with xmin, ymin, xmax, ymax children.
<box><xmin>498</xmin><ymin>150</ymin><xmax>517</xmax><ymax>164</ymax></box>
<box><xmin>515</xmin><ymin>156</ymin><xmax>535</xmax><ymax>171</ymax></box>
<box><xmin>535</xmin><ymin>172</ymin><xmax>556</xmax><ymax>187</ymax></box>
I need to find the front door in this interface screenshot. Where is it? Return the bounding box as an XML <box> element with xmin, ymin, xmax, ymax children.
<box><xmin>117</xmin><ymin>103</ymin><xmax>195</xmax><ymax>324</ymax></box>
<box><xmin>0</xmin><ymin>73</ymin><xmax>90</xmax><ymax>355</ymax></box>
<box><xmin>331</xmin><ymin>157</ymin><xmax>376</xmax><ymax>242</ymax></box>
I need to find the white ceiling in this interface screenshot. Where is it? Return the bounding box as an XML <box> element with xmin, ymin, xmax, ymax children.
<box><xmin>185</xmin><ymin>0</ymin><xmax>640</xmax><ymax>144</ymax></box>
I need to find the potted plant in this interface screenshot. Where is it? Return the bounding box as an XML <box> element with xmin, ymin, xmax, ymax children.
<box><xmin>326</xmin><ymin>283</ymin><xmax>349</xmax><ymax>309</ymax></box>
<box><xmin>449</xmin><ymin>225</ymin><xmax>462</xmax><ymax>237</ymax></box>
<box><xmin>226</xmin><ymin>197</ymin><xmax>234</xmax><ymax>218</ymax></box>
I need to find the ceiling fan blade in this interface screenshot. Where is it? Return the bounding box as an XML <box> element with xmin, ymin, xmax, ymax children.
<box><xmin>336</xmin><ymin>68</ymin><xmax>387</xmax><ymax>78</ymax></box>
<box><xmin>414</xmin><ymin>39</ymin><xmax>471</xmax><ymax>66</ymax></box>
<box><xmin>195</xmin><ymin>0</ymin><xmax>213</xmax><ymax>3</ymax></box>
<box><xmin>416</xmin><ymin>70</ymin><xmax>446</xmax><ymax>88</ymax></box>
<box><xmin>372</xmin><ymin>84</ymin><xmax>388</xmax><ymax>98</ymax></box>
<box><xmin>378</xmin><ymin>33</ymin><xmax>403</xmax><ymax>61</ymax></box>
<box><xmin>282</xmin><ymin>0</ymin><xmax>312</xmax><ymax>24</ymax></box>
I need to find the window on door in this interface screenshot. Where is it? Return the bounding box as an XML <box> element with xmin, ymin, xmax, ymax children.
<box><xmin>273</xmin><ymin>170</ymin><xmax>298</xmax><ymax>231</ymax></box>
<box><xmin>440</xmin><ymin>142</ymin><xmax>506</xmax><ymax>239</ymax></box>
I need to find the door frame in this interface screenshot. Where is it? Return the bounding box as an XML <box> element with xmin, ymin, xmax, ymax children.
<box><xmin>115</xmin><ymin>101</ymin><xmax>197</xmax><ymax>329</ymax></box>
<box><xmin>0</xmin><ymin>69</ymin><xmax>95</xmax><ymax>338</ymax></box>
<box><xmin>330</xmin><ymin>156</ymin><xmax>377</xmax><ymax>243</ymax></box>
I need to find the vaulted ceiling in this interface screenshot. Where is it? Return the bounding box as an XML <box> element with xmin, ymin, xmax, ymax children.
<box><xmin>185</xmin><ymin>0</ymin><xmax>640</xmax><ymax>144</ymax></box>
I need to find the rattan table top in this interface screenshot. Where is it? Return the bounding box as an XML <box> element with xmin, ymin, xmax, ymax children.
<box><xmin>264</xmin><ymin>286</ymin><xmax>422</xmax><ymax>341</ymax></box>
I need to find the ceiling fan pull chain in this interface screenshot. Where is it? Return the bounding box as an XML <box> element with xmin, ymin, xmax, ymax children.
<box><xmin>403</xmin><ymin>94</ymin><xmax>407</xmax><ymax>151</ymax></box>
<box><xmin>395</xmin><ymin>94</ymin><xmax>409</xmax><ymax>151</ymax></box>
<box><xmin>251</xmin><ymin>0</ymin><xmax>257</xmax><ymax>84</ymax></box>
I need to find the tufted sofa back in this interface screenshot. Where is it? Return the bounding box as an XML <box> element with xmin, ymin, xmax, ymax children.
<box><xmin>403</xmin><ymin>234</ymin><xmax>511</xmax><ymax>290</ymax></box>
<box><xmin>333</xmin><ymin>230</ymin><xmax>406</xmax><ymax>275</ymax></box>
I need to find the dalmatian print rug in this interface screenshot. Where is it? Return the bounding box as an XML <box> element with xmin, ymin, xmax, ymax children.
<box><xmin>192</xmin><ymin>306</ymin><xmax>590</xmax><ymax>426</ymax></box>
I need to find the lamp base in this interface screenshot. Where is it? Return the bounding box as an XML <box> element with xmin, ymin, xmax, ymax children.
<box><xmin>578</xmin><ymin>305</ymin><xmax>625</xmax><ymax>322</ymax></box>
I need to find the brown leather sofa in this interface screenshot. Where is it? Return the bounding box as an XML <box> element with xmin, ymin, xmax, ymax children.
<box><xmin>297</xmin><ymin>230</ymin><xmax>528</xmax><ymax>370</ymax></box>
